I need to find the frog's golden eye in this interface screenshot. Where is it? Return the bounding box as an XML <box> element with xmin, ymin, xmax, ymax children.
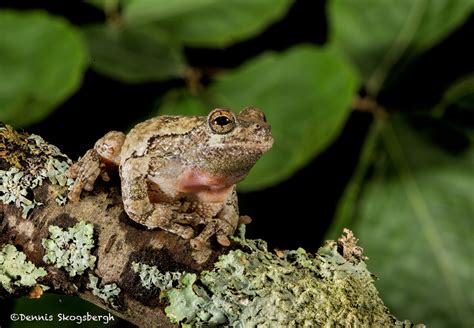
<box><xmin>208</xmin><ymin>109</ymin><xmax>236</xmax><ymax>134</ymax></box>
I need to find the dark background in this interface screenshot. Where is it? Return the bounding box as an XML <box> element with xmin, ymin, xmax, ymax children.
<box><xmin>1</xmin><ymin>1</ymin><xmax>473</xmax><ymax>326</ymax></box>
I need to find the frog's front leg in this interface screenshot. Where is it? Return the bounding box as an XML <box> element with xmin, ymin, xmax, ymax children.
<box><xmin>68</xmin><ymin>131</ymin><xmax>125</xmax><ymax>201</ymax></box>
<box><xmin>190</xmin><ymin>188</ymin><xmax>240</xmax><ymax>249</ymax></box>
<box><xmin>120</xmin><ymin>157</ymin><xmax>195</xmax><ymax>239</ymax></box>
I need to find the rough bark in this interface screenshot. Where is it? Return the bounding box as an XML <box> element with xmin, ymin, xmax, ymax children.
<box><xmin>0</xmin><ymin>125</ymin><xmax>423</xmax><ymax>327</ymax></box>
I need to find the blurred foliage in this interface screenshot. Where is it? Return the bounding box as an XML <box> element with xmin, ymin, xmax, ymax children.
<box><xmin>0</xmin><ymin>0</ymin><xmax>473</xmax><ymax>327</ymax></box>
<box><xmin>83</xmin><ymin>24</ymin><xmax>185</xmax><ymax>82</ymax></box>
<box><xmin>356</xmin><ymin>118</ymin><xmax>473</xmax><ymax>327</ymax></box>
<box><xmin>0</xmin><ymin>11</ymin><xmax>88</xmax><ymax>127</ymax></box>
<box><xmin>329</xmin><ymin>0</ymin><xmax>473</xmax><ymax>95</ymax></box>
<box><xmin>123</xmin><ymin>0</ymin><xmax>293</xmax><ymax>47</ymax></box>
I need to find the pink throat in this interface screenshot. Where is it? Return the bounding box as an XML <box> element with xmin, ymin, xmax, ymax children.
<box><xmin>177</xmin><ymin>169</ymin><xmax>236</xmax><ymax>203</ymax></box>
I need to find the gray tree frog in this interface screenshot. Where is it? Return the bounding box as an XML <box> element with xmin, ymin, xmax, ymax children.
<box><xmin>67</xmin><ymin>107</ymin><xmax>273</xmax><ymax>250</ymax></box>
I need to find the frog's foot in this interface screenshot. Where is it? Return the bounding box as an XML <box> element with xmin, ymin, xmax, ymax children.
<box><xmin>172</xmin><ymin>212</ymin><xmax>204</xmax><ymax>226</ymax></box>
<box><xmin>157</xmin><ymin>222</ymin><xmax>195</xmax><ymax>240</ymax></box>
<box><xmin>145</xmin><ymin>211</ymin><xmax>195</xmax><ymax>240</ymax></box>
<box><xmin>67</xmin><ymin>149</ymin><xmax>103</xmax><ymax>201</ymax></box>
<box><xmin>173</xmin><ymin>225</ymin><xmax>195</xmax><ymax>240</ymax></box>
<box><xmin>216</xmin><ymin>217</ymin><xmax>237</xmax><ymax>245</ymax></box>
<box><xmin>191</xmin><ymin>231</ymin><xmax>230</xmax><ymax>249</ymax></box>
<box><xmin>190</xmin><ymin>220</ymin><xmax>218</xmax><ymax>250</ymax></box>
<box><xmin>190</xmin><ymin>218</ymin><xmax>234</xmax><ymax>249</ymax></box>
<box><xmin>190</xmin><ymin>237</ymin><xmax>208</xmax><ymax>250</ymax></box>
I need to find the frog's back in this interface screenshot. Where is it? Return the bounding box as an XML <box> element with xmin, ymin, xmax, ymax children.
<box><xmin>120</xmin><ymin>115</ymin><xmax>205</xmax><ymax>159</ymax></box>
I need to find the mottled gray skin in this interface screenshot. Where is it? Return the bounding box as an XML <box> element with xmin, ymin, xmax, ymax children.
<box><xmin>67</xmin><ymin>107</ymin><xmax>273</xmax><ymax>250</ymax></box>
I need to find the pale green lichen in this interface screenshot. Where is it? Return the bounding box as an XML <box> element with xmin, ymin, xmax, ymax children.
<box><xmin>0</xmin><ymin>244</ymin><xmax>47</xmax><ymax>293</ymax></box>
<box><xmin>0</xmin><ymin>167</ymin><xmax>44</xmax><ymax>218</ymax></box>
<box><xmin>42</xmin><ymin>221</ymin><xmax>96</xmax><ymax>277</ymax></box>
<box><xmin>131</xmin><ymin>261</ymin><xmax>184</xmax><ymax>290</ymax></box>
<box><xmin>45</xmin><ymin>157</ymin><xmax>74</xmax><ymax>188</ymax></box>
<box><xmin>87</xmin><ymin>274</ymin><xmax>121</xmax><ymax>309</ymax></box>
<box><xmin>161</xmin><ymin>237</ymin><xmax>419</xmax><ymax>327</ymax></box>
<box><xmin>0</xmin><ymin>126</ymin><xmax>74</xmax><ymax>217</ymax></box>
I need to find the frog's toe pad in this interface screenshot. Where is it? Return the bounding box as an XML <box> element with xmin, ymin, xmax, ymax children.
<box><xmin>216</xmin><ymin>234</ymin><xmax>231</xmax><ymax>247</ymax></box>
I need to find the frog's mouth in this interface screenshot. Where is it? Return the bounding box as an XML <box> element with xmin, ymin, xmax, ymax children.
<box><xmin>177</xmin><ymin>169</ymin><xmax>243</xmax><ymax>203</ymax></box>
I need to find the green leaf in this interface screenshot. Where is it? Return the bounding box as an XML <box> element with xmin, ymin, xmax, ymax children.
<box><xmin>124</xmin><ymin>0</ymin><xmax>293</xmax><ymax>48</ymax></box>
<box><xmin>83</xmin><ymin>24</ymin><xmax>185</xmax><ymax>83</ymax></box>
<box><xmin>0</xmin><ymin>10</ymin><xmax>89</xmax><ymax>127</ymax></box>
<box><xmin>350</xmin><ymin>117</ymin><xmax>474</xmax><ymax>327</ymax></box>
<box><xmin>158</xmin><ymin>90</ymin><xmax>209</xmax><ymax>117</ymax></box>
<box><xmin>329</xmin><ymin>0</ymin><xmax>474</xmax><ymax>95</ymax></box>
<box><xmin>158</xmin><ymin>45</ymin><xmax>359</xmax><ymax>191</ymax></box>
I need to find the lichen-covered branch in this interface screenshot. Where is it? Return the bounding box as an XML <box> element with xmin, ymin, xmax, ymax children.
<box><xmin>0</xmin><ymin>125</ymin><xmax>423</xmax><ymax>327</ymax></box>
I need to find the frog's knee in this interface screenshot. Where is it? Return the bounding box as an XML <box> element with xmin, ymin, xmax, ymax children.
<box><xmin>123</xmin><ymin>201</ymin><xmax>154</xmax><ymax>224</ymax></box>
<box><xmin>94</xmin><ymin>131</ymin><xmax>125</xmax><ymax>164</ymax></box>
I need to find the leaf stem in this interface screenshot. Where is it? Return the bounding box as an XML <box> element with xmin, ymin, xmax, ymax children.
<box><xmin>327</xmin><ymin>113</ymin><xmax>383</xmax><ymax>239</ymax></box>
<box><xmin>104</xmin><ymin>0</ymin><xmax>123</xmax><ymax>28</ymax></box>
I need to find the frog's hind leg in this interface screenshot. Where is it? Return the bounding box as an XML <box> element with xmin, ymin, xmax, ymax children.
<box><xmin>120</xmin><ymin>157</ymin><xmax>195</xmax><ymax>239</ymax></box>
<box><xmin>190</xmin><ymin>187</ymin><xmax>241</xmax><ymax>249</ymax></box>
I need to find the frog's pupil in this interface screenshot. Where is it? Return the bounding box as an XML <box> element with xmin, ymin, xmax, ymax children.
<box><xmin>215</xmin><ymin>116</ymin><xmax>231</xmax><ymax>126</ymax></box>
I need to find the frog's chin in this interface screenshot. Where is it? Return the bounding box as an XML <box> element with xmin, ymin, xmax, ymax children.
<box><xmin>177</xmin><ymin>169</ymin><xmax>240</xmax><ymax>203</ymax></box>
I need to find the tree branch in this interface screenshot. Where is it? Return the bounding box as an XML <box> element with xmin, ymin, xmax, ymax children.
<box><xmin>0</xmin><ymin>125</ymin><xmax>423</xmax><ymax>327</ymax></box>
